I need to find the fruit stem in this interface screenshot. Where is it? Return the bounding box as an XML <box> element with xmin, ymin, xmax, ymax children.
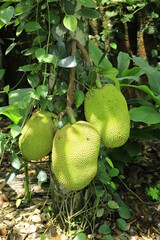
<box><xmin>96</xmin><ymin>74</ymin><xmax>102</xmax><ymax>89</ymax></box>
<box><xmin>23</xmin><ymin>159</ymin><xmax>31</xmax><ymax>204</ymax></box>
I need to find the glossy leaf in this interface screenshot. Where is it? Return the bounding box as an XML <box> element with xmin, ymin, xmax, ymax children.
<box><xmin>0</xmin><ymin>6</ymin><xmax>14</xmax><ymax>24</ymax></box>
<box><xmin>37</xmin><ymin>170</ymin><xmax>47</xmax><ymax>183</ymax></box>
<box><xmin>6</xmin><ymin>169</ymin><xmax>19</xmax><ymax>184</ymax></box>
<box><xmin>18</xmin><ymin>64</ymin><xmax>37</xmax><ymax>72</ymax></box>
<box><xmin>0</xmin><ymin>105</ymin><xmax>22</xmax><ymax>124</ymax></box>
<box><xmin>10</xmin><ymin>153</ymin><xmax>21</xmax><ymax>170</ymax></box>
<box><xmin>5</xmin><ymin>42</ymin><xmax>17</xmax><ymax>55</ymax></box>
<box><xmin>58</xmin><ymin>56</ymin><xmax>77</xmax><ymax>68</ymax></box>
<box><xmin>10</xmin><ymin>124</ymin><xmax>21</xmax><ymax>138</ymax></box>
<box><xmin>63</xmin><ymin>15</ymin><xmax>77</xmax><ymax>32</ymax></box>
<box><xmin>27</xmin><ymin>74</ymin><xmax>40</xmax><ymax>88</ymax></box>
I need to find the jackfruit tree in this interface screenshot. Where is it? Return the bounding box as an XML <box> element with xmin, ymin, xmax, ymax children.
<box><xmin>1</xmin><ymin>0</ymin><xmax>160</xmax><ymax>238</ymax></box>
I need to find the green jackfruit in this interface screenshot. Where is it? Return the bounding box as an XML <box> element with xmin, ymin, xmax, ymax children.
<box><xmin>19</xmin><ymin>111</ymin><xmax>58</xmax><ymax>160</ymax></box>
<box><xmin>52</xmin><ymin>121</ymin><xmax>100</xmax><ymax>191</ymax></box>
<box><xmin>84</xmin><ymin>84</ymin><xmax>130</xmax><ymax>148</ymax></box>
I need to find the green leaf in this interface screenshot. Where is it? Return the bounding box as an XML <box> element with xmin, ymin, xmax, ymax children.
<box><xmin>35</xmin><ymin>48</ymin><xmax>45</xmax><ymax>62</ymax></box>
<box><xmin>133</xmin><ymin>57</ymin><xmax>160</xmax><ymax>96</ymax></box>
<box><xmin>118</xmin><ymin>205</ymin><xmax>131</xmax><ymax>219</ymax></box>
<box><xmin>104</xmin><ymin>235</ymin><xmax>114</xmax><ymax>240</ymax></box>
<box><xmin>10</xmin><ymin>124</ymin><xmax>21</xmax><ymax>138</ymax></box>
<box><xmin>5</xmin><ymin>42</ymin><xmax>17</xmax><ymax>55</ymax></box>
<box><xmin>120</xmin><ymin>84</ymin><xmax>156</xmax><ymax>102</ymax></box>
<box><xmin>110</xmin><ymin>42</ymin><xmax>117</xmax><ymax>50</ymax></box>
<box><xmin>36</xmin><ymin>85</ymin><xmax>48</xmax><ymax>99</ymax></box>
<box><xmin>146</xmin><ymin>187</ymin><xmax>159</xmax><ymax>200</ymax></box>
<box><xmin>63</xmin><ymin>15</ymin><xmax>77</xmax><ymax>32</ymax></box>
<box><xmin>9</xmin><ymin>88</ymin><xmax>34</xmax><ymax>105</ymax></box>
<box><xmin>24</xmin><ymin>22</ymin><xmax>41</xmax><ymax>32</ymax></box>
<box><xmin>108</xmin><ymin>200</ymin><xmax>119</xmax><ymax>209</ymax></box>
<box><xmin>42</xmin><ymin>54</ymin><xmax>56</xmax><ymax>64</ymax></box>
<box><xmin>3</xmin><ymin>85</ymin><xmax>10</xmax><ymax>94</ymax></box>
<box><xmin>6</xmin><ymin>169</ymin><xmax>19</xmax><ymax>184</ymax></box>
<box><xmin>130</xmin><ymin>106</ymin><xmax>160</xmax><ymax>124</ymax></box>
<box><xmin>0</xmin><ymin>105</ymin><xmax>22</xmax><ymax>124</ymax></box>
<box><xmin>0</xmin><ymin>6</ymin><xmax>14</xmax><ymax>24</ymax></box>
<box><xmin>76</xmin><ymin>0</ymin><xmax>97</xmax><ymax>8</ymax></box>
<box><xmin>27</xmin><ymin>74</ymin><xmax>40</xmax><ymax>88</ymax></box>
<box><xmin>98</xmin><ymin>224</ymin><xmax>111</xmax><ymax>235</ymax></box>
<box><xmin>18</xmin><ymin>64</ymin><xmax>37</xmax><ymax>72</ymax></box>
<box><xmin>105</xmin><ymin>157</ymin><xmax>114</xmax><ymax>168</ymax></box>
<box><xmin>77</xmin><ymin>8</ymin><xmax>101</xmax><ymax>19</ymax></box>
<box><xmin>41</xmin><ymin>233</ymin><xmax>46</xmax><ymax>240</ymax></box>
<box><xmin>73</xmin><ymin>232</ymin><xmax>87</xmax><ymax>240</ymax></box>
<box><xmin>0</xmin><ymin>69</ymin><xmax>5</xmax><ymax>80</ymax></box>
<box><xmin>109</xmin><ymin>168</ymin><xmax>119</xmax><ymax>178</ymax></box>
<box><xmin>74</xmin><ymin>89</ymin><xmax>84</xmax><ymax>108</ymax></box>
<box><xmin>151</xmin><ymin>49</ymin><xmax>158</xmax><ymax>58</ymax></box>
<box><xmin>37</xmin><ymin>170</ymin><xmax>47</xmax><ymax>183</ymax></box>
<box><xmin>125</xmin><ymin>141</ymin><xmax>140</xmax><ymax>157</ymax></box>
<box><xmin>16</xmin><ymin>199</ymin><xmax>22</xmax><ymax>208</ymax></box>
<box><xmin>117</xmin><ymin>218</ymin><xmax>127</xmax><ymax>231</ymax></box>
<box><xmin>16</xmin><ymin>22</ymin><xmax>25</xmax><ymax>37</ymax></box>
<box><xmin>10</xmin><ymin>153</ymin><xmax>21</xmax><ymax>170</ymax></box>
<box><xmin>117</xmin><ymin>51</ymin><xmax>130</xmax><ymax>77</ymax></box>
<box><xmin>96</xmin><ymin>208</ymin><xmax>104</xmax><ymax>217</ymax></box>
<box><xmin>89</xmin><ymin>40</ymin><xmax>112</xmax><ymax>69</ymax></box>
<box><xmin>58</xmin><ymin>56</ymin><xmax>77</xmax><ymax>68</ymax></box>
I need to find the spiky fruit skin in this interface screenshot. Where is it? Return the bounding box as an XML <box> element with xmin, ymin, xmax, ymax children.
<box><xmin>19</xmin><ymin>111</ymin><xmax>58</xmax><ymax>160</ymax></box>
<box><xmin>52</xmin><ymin>121</ymin><xmax>100</xmax><ymax>191</ymax></box>
<box><xmin>84</xmin><ymin>84</ymin><xmax>130</xmax><ymax>148</ymax></box>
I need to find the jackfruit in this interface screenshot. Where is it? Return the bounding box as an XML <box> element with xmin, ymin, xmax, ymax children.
<box><xmin>84</xmin><ymin>84</ymin><xmax>130</xmax><ymax>148</ymax></box>
<box><xmin>52</xmin><ymin>121</ymin><xmax>100</xmax><ymax>191</ymax></box>
<box><xmin>19</xmin><ymin>111</ymin><xmax>58</xmax><ymax>160</ymax></box>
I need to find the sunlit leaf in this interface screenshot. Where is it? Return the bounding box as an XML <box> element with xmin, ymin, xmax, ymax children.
<box><xmin>10</xmin><ymin>153</ymin><xmax>21</xmax><ymax>170</ymax></box>
<box><xmin>0</xmin><ymin>6</ymin><xmax>14</xmax><ymax>24</ymax></box>
<box><xmin>63</xmin><ymin>15</ymin><xmax>77</xmax><ymax>32</ymax></box>
<box><xmin>108</xmin><ymin>200</ymin><xmax>119</xmax><ymax>209</ymax></box>
<box><xmin>58</xmin><ymin>56</ymin><xmax>77</xmax><ymax>68</ymax></box>
<box><xmin>5</xmin><ymin>42</ymin><xmax>17</xmax><ymax>55</ymax></box>
<box><xmin>0</xmin><ymin>105</ymin><xmax>22</xmax><ymax>124</ymax></box>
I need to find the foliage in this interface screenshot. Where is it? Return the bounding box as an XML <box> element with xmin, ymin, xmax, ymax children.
<box><xmin>0</xmin><ymin>0</ymin><xmax>160</xmax><ymax>238</ymax></box>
